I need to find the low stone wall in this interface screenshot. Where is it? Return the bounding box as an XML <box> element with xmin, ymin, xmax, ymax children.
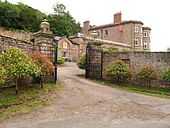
<box><xmin>86</xmin><ymin>42</ymin><xmax>170</xmax><ymax>87</ymax></box>
<box><xmin>102</xmin><ymin>52</ymin><xmax>170</xmax><ymax>79</ymax></box>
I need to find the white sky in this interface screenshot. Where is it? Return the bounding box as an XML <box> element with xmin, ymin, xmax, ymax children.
<box><xmin>6</xmin><ymin>0</ymin><xmax>170</xmax><ymax>51</ymax></box>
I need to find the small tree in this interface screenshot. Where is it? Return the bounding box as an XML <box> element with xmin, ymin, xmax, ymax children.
<box><xmin>0</xmin><ymin>48</ymin><xmax>40</xmax><ymax>94</ymax></box>
<box><xmin>162</xmin><ymin>68</ymin><xmax>170</xmax><ymax>82</ymax></box>
<box><xmin>106</xmin><ymin>60</ymin><xmax>131</xmax><ymax>83</ymax></box>
<box><xmin>77</xmin><ymin>54</ymin><xmax>86</xmax><ymax>70</ymax></box>
<box><xmin>137</xmin><ymin>66</ymin><xmax>157</xmax><ymax>88</ymax></box>
<box><xmin>31</xmin><ymin>52</ymin><xmax>54</xmax><ymax>88</ymax></box>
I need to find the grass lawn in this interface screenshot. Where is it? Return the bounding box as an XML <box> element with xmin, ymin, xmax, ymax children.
<box><xmin>94</xmin><ymin>80</ymin><xmax>170</xmax><ymax>99</ymax></box>
<box><xmin>0</xmin><ymin>82</ymin><xmax>63</xmax><ymax>121</ymax></box>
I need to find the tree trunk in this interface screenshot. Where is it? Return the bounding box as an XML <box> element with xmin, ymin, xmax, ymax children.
<box><xmin>16</xmin><ymin>78</ymin><xmax>18</xmax><ymax>95</ymax></box>
<box><xmin>40</xmin><ymin>75</ymin><xmax>43</xmax><ymax>89</ymax></box>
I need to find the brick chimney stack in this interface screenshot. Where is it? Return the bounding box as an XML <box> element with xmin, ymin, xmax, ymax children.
<box><xmin>82</xmin><ymin>21</ymin><xmax>90</xmax><ymax>36</ymax></box>
<box><xmin>114</xmin><ymin>12</ymin><xmax>122</xmax><ymax>24</ymax></box>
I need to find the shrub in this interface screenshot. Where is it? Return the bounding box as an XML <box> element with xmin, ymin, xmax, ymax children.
<box><xmin>0</xmin><ymin>65</ymin><xmax>6</xmax><ymax>85</ymax></box>
<box><xmin>162</xmin><ymin>68</ymin><xmax>170</xmax><ymax>82</ymax></box>
<box><xmin>77</xmin><ymin>54</ymin><xmax>86</xmax><ymax>69</ymax></box>
<box><xmin>0</xmin><ymin>48</ymin><xmax>41</xmax><ymax>94</ymax></box>
<box><xmin>57</xmin><ymin>57</ymin><xmax>65</xmax><ymax>65</ymax></box>
<box><xmin>137</xmin><ymin>66</ymin><xmax>157</xmax><ymax>88</ymax></box>
<box><xmin>31</xmin><ymin>52</ymin><xmax>54</xmax><ymax>75</ymax></box>
<box><xmin>106</xmin><ymin>60</ymin><xmax>131</xmax><ymax>83</ymax></box>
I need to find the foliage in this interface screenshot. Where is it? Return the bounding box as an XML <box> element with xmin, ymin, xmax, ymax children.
<box><xmin>106</xmin><ymin>60</ymin><xmax>131</xmax><ymax>83</ymax></box>
<box><xmin>0</xmin><ymin>1</ymin><xmax>46</xmax><ymax>32</ymax></box>
<box><xmin>137</xmin><ymin>66</ymin><xmax>157</xmax><ymax>87</ymax></box>
<box><xmin>57</xmin><ymin>57</ymin><xmax>65</xmax><ymax>65</ymax></box>
<box><xmin>162</xmin><ymin>68</ymin><xmax>170</xmax><ymax>82</ymax></box>
<box><xmin>48</xmin><ymin>2</ymin><xmax>81</xmax><ymax>36</ymax></box>
<box><xmin>77</xmin><ymin>55</ymin><xmax>86</xmax><ymax>69</ymax></box>
<box><xmin>0</xmin><ymin>65</ymin><xmax>6</xmax><ymax>85</ymax></box>
<box><xmin>31</xmin><ymin>52</ymin><xmax>54</xmax><ymax>75</ymax></box>
<box><xmin>0</xmin><ymin>1</ymin><xmax>80</xmax><ymax>36</ymax></box>
<box><xmin>0</xmin><ymin>48</ymin><xmax>40</xmax><ymax>79</ymax></box>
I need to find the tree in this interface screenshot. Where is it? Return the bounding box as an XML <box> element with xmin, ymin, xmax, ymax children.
<box><xmin>137</xmin><ymin>66</ymin><xmax>157</xmax><ymax>88</ymax></box>
<box><xmin>77</xmin><ymin>55</ymin><xmax>86</xmax><ymax>70</ymax></box>
<box><xmin>48</xmin><ymin>2</ymin><xmax>81</xmax><ymax>36</ymax></box>
<box><xmin>54</xmin><ymin>2</ymin><xmax>66</xmax><ymax>16</ymax></box>
<box><xmin>0</xmin><ymin>1</ymin><xmax>46</xmax><ymax>32</ymax></box>
<box><xmin>0</xmin><ymin>48</ymin><xmax>40</xmax><ymax>94</ymax></box>
<box><xmin>106</xmin><ymin>60</ymin><xmax>131</xmax><ymax>83</ymax></box>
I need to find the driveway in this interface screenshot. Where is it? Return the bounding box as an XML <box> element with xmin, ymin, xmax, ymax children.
<box><xmin>1</xmin><ymin>62</ymin><xmax>170</xmax><ymax>128</ymax></box>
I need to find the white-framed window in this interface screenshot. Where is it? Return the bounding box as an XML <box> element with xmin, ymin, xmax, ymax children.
<box><xmin>134</xmin><ymin>38</ymin><xmax>139</xmax><ymax>46</ymax></box>
<box><xmin>135</xmin><ymin>25</ymin><xmax>140</xmax><ymax>33</ymax></box>
<box><xmin>143</xmin><ymin>32</ymin><xmax>148</xmax><ymax>37</ymax></box>
<box><xmin>63</xmin><ymin>41</ymin><xmax>68</xmax><ymax>49</ymax></box>
<box><xmin>143</xmin><ymin>41</ymin><xmax>148</xmax><ymax>49</ymax></box>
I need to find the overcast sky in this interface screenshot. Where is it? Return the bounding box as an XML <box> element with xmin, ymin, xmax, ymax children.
<box><xmin>7</xmin><ymin>0</ymin><xmax>170</xmax><ymax>51</ymax></box>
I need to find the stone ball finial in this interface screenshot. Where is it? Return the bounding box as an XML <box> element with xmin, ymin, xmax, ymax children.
<box><xmin>40</xmin><ymin>19</ymin><xmax>50</xmax><ymax>33</ymax></box>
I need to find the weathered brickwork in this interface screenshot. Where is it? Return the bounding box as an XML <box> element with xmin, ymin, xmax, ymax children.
<box><xmin>0</xmin><ymin>20</ymin><xmax>55</xmax><ymax>60</ymax></box>
<box><xmin>0</xmin><ymin>35</ymin><xmax>33</xmax><ymax>52</ymax></box>
<box><xmin>0</xmin><ymin>27</ymin><xmax>32</xmax><ymax>42</ymax></box>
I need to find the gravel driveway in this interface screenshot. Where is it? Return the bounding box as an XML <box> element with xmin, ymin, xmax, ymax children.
<box><xmin>1</xmin><ymin>62</ymin><xmax>170</xmax><ymax>128</ymax></box>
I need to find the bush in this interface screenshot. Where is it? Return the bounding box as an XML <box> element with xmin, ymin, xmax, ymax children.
<box><xmin>77</xmin><ymin>55</ymin><xmax>86</xmax><ymax>69</ymax></box>
<box><xmin>57</xmin><ymin>57</ymin><xmax>65</xmax><ymax>65</ymax></box>
<box><xmin>0</xmin><ymin>48</ymin><xmax>40</xmax><ymax>94</ymax></box>
<box><xmin>31</xmin><ymin>52</ymin><xmax>54</xmax><ymax>75</ymax></box>
<box><xmin>137</xmin><ymin>66</ymin><xmax>157</xmax><ymax>88</ymax></box>
<box><xmin>0</xmin><ymin>66</ymin><xmax>6</xmax><ymax>85</ymax></box>
<box><xmin>162</xmin><ymin>68</ymin><xmax>170</xmax><ymax>82</ymax></box>
<box><xmin>106</xmin><ymin>60</ymin><xmax>131</xmax><ymax>83</ymax></box>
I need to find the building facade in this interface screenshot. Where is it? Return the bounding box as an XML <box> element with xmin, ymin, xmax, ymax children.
<box><xmin>82</xmin><ymin>12</ymin><xmax>151</xmax><ymax>51</ymax></box>
<box><xmin>58</xmin><ymin>37</ymin><xmax>80</xmax><ymax>62</ymax></box>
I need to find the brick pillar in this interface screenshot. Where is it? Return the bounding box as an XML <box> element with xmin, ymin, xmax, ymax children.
<box><xmin>86</xmin><ymin>41</ymin><xmax>103</xmax><ymax>79</ymax></box>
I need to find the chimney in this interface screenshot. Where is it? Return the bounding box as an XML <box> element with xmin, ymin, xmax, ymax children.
<box><xmin>82</xmin><ymin>21</ymin><xmax>90</xmax><ymax>36</ymax></box>
<box><xmin>114</xmin><ymin>12</ymin><xmax>122</xmax><ymax>24</ymax></box>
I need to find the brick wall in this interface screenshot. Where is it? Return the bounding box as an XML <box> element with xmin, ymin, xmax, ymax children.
<box><xmin>0</xmin><ymin>35</ymin><xmax>33</xmax><ymax>52</ymax></box>
<box><xmin>0</xmin><ymin>27</ymin><xmax>32</xmax><ymax>42</ymax></box>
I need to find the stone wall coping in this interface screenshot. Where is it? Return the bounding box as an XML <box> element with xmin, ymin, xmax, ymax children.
<box><xmin>0</xmin><ymin>34</ymin><xmax>32</xmax><ymax>44</ymax></box>
<box><xmin>104</xmin><ymin>51</ymin><xmax>170</xmax><ymax>54</ymax></box>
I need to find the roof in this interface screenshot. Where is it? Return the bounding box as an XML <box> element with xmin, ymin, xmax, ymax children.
<box><xmin>84</xmin><ymin>37</ymin><xmax>131</xmax><ymax>48</ymax></box>
<box><xmin>142</xmin><ymin>27</ymin><xmax>152</xmax><ymax>30</ymax></box>
<box><xmin>89</xmin><ymin>20</ymin><xmax>144</xmax><ymax>31</ymax></box>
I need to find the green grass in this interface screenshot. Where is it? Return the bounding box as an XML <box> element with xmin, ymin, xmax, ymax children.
<box><xmin>94</xmin><ymin>80</ymin><xmax>170</xmax><ymax>99</ymax></box>
<box><xmin>0</xmin><ymin>82</ymin><xmax>63</xmax><ymax>121</ymax></box>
